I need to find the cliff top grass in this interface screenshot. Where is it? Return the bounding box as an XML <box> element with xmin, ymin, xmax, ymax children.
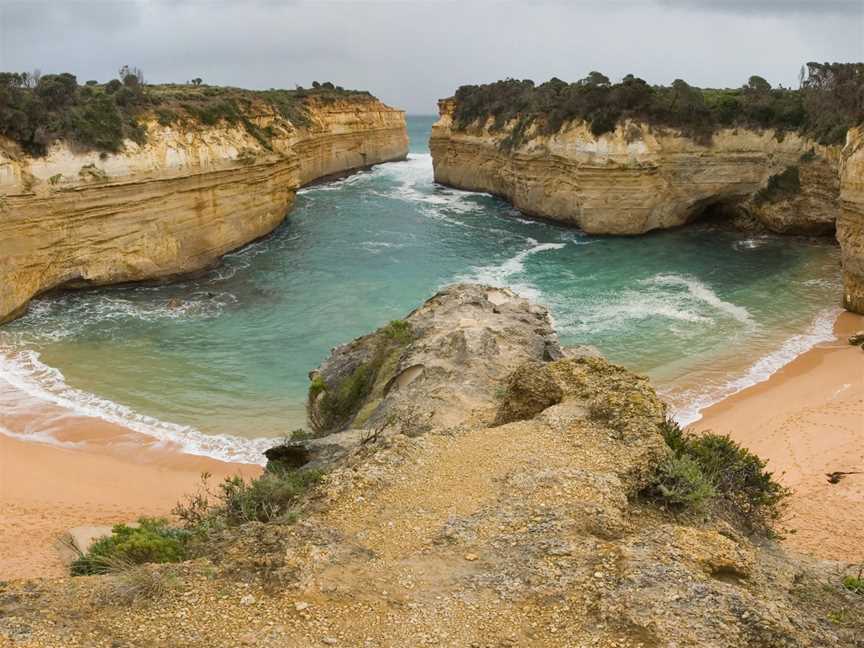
<box><xmin>0</xmin><ymin>67</ymin><xmax>376</xmax><ymax>156</ymax></box>
<box><xmin>449</xmin><ymin>62</ymin><xmax>864</xmax><ymax>148</ymax></box>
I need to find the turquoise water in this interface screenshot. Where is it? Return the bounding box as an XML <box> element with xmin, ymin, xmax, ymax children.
<box><xmin>0</xmin><ymin>116</ymin><xmax>843</xmax><ymax>462</ymax></box>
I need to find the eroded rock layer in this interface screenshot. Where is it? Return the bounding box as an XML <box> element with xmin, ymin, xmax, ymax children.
<box><xmin>430</xmin><ymin>100</ymin><xmax>840</xmax><ymax>236</ymax></box>
<box><xmin>0</xmin><ymin>96</ymin><xmax>408</xmax><ymax>323</ymax></box>
<box><xmin>839</xmin><ymin>126</ymin><xmax>864</xmax><ymax>312</ymax></box>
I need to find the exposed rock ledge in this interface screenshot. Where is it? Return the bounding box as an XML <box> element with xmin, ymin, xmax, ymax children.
<box><xmin>0</xmin><ymin>95</ymin><xmax>408</xmax><ymax>324</ymax></box>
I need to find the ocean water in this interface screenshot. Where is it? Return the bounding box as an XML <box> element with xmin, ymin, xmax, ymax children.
<box><xmin>0</xmin><ymin>116</ymin><xmax>843</xmax><ymax>462</ymax></box>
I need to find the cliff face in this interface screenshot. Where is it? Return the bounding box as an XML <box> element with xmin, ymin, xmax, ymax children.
<box><xmin>839</xmin><ymin>126</ymin><xmax>864</xmax><ymax>313</ymax></box>
<box><xmin>431</xmin><ymin>100</ymin><xmax>840</xmax><ymax>236</ymax></box>
<box><xmin>0</xmin><ymin>95</ymin><xmax>408</xmax><ymax>324</ymax></box>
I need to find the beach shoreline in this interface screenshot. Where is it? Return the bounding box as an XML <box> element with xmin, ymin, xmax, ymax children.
<box><xmin>1</xmin><ymin>310</ymin><xmax>861</xmax><ymax>581</ymax></box>
<box><xmin>695</xmin><ymin>310</ymin><xmax>864</xmax><ymax>563</ymax></box>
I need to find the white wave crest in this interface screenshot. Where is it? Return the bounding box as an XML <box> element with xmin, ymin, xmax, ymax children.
<box><xmin>669</xmin><ymin>307</ymin><xmax>841</xmax><ymax>426</ymax></box>
<box><xmin>456</xmin><ymin>238</ymin><xmax>566</xmax><ymax>301</ymax></box>
<box><xmin>0</xmin><ymin>347</ymin><xmax>274</xmax><ymax>464</ymax></box>
<box><xmin>648</xmin><ymin>274</ymin><xmax>753</xmax><ymax>325</ymax></box>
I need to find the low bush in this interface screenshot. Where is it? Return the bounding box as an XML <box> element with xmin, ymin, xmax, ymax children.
<box><xmin>645</xmin><ymin>419</ymin><xmax>791</xmax><ymax>535</ymax></box>
<box><xmin>843</xmin><ymin>569</ymin><xmax>864</xmax><ymax>595</ymax></box>
<box><xmin>451</xmin><ymin>62</ymin><xmax>863</xmax><ymax>148</ymax></box>
<box><xmin>71</xmin><ymin>517</ymin><xmax>189</xmax><ymax>576</ymax></box>
<box><xmin>173</xmin><ymin>465</ymin><xmax>323</xmax><ymax>530</ymax></box>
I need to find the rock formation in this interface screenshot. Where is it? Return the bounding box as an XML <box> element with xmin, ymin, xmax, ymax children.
<box><xmin>430</xmin><ymin>100</ymin><xmax>864</xmax><ymax>314</ymax></box>
<box><xmin>0</xmin><ymin>94</ymin><xmax>408</xmax><ymax>324</ymax></box>
<box><xmin>839</xmin><ymin>126</ymin><xmax>864</xmax><ymax>313</ymax></box>
<box><xmin>3</xmin><ymin>284</ymin><xmax>861</xmax><ymax>647</ymax></box>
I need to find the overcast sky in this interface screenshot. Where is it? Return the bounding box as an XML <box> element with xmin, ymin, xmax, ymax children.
<box><xmin>1</xmin><ymin>0</ymin><xmax>862</xmax><ymax>113</ymax></box>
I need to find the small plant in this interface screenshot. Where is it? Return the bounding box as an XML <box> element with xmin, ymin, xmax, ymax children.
<box><xmin>173</xmin><ymin>466</ymin><xmax>323</xmax><ymax>530</ymax></box>
<box><xmin>70</xmin><ymin>517</ymin><xmax>189</xmax><ymax>576</ymax></box>
<box><xmin>97</xmin><ymin>559</ymin><xmax>178</xmax><ymax>605</ymax></box>
<box><xmin>48</xmin><ymin>173</ymin><xmax>62</xmax><ymax>185</ymax></box>
<box><xmin>645</xmin><ymin>419</ymin><xmax>790</xmax><ymax>534</ymax></box>
<box><xmin>651</xmin><ymin>454</ymin><xmax>716</xmax><ymax>510</ymax></box>
<box><xmin>842</xmin><ymin>566</ymin><xmax>864</xmax><ymax>595</ymax></box>
<box><xmin>382</xmin><ymin>319</ymin><xmax>413</xmax><ymax>344</ymax></box>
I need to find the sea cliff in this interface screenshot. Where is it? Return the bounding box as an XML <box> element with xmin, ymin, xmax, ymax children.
<box><xmin>430</xmin><ymin>99</ymin><xmax>840</xmax><ymax>236</ymax></box>
<box><xmin>839</xmin><ymin>126</ymin><xmax>864</xmax><ymax>312</ymax></box>
<box><xmin>0</xmin><ymin>93</ymin><xmax>408</xmax><ymax>324</ymax></box>
<box><xmin>431</xmin><ymin>99</ymin><xmax>864</xmax><ymax>313</ymax></box>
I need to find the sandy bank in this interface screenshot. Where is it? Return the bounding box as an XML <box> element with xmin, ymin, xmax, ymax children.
<box><xmin>696</xmin><ymin>311</ymin><xmax>864</xmax><ymax>562</ymax></box>
<box><xmin>0</xmin><ymin>407</ymin><xmax>259</xmax><ymax>581</ymax></box>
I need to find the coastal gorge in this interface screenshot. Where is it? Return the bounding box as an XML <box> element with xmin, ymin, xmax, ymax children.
<box><xmin>429</xmin><ymin>64</ymin><xmax>864</xmax><ymax>313</ymax></box>
<box><xmin>0</xmin><ymin>81</ymin><xmax>408</xmax><ymax>324</ymax></box>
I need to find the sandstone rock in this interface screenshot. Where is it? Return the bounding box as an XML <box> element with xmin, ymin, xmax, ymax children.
<box><xmin>306</xmin><ymin>284</ymin><xmax>564</xmax><ymax>435</ymax></box>
<box><xmin>849</xmin><ymin>331</ymin><xmax>864</xmax><ymax>345</ymax></box>
<box><xmin>430</xmin><ymin>101</ymin><xmax>840</xmax><ymax>236</ymax></box>
<box><xmin>839</xmin><ymin>126</ymin><xmax>864</xmax><ymax>314</ymax></box>
<box><xmin>0</xmin><ymin>95</ymin><xmax>409</xmax><ymax>324</ymax></box>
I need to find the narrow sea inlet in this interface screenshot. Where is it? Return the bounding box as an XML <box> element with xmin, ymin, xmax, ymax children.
<box><xmin>0</xmin><ymin>116</ymin><xmax>842</xmax><ymax>462</ymax></box>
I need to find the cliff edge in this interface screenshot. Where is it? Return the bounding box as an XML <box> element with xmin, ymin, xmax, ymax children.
<box><xmin>0</xmin><ymin>88</ymin><xmax>408</xmax><ymax>324</ymax></box>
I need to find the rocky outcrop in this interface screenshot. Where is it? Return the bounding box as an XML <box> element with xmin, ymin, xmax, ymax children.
<box><xmin>307</xmin><ymin>284</ymin><xmax>565</xmax><ymax>436</ymax></box>
<box><xmin>0</xmin><ymin>95</ymin><xmax>408</xmax><ymax>324</ymax></box>
<box><xmin>839</xmin><ymin>126</ymin><xmax>864</xmax><ymax>313</ymax></box>
<box><xmin>6</xmin><ymin>284</ymin><xmax>861</xmax><ymax>647</ymax></box>
<box><xmin>430</xmin><ymin>100</ymin><xmax>840</xmax><ymax>237</ymax></box>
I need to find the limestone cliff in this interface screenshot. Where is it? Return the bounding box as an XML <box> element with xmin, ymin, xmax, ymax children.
<box><xmin>839</xmin><ymin>126</ymin><xmax>864</xmax><ymax>313</ymax></box>
<box><xmin>431</xmin><ymin>99</ymin><xmax>840</xmax><ymax>236</ymax></box>
<box><xmin>0</xmin><ymin>95</ymin><xmax>408</xmax><ymax>324</ymax></box>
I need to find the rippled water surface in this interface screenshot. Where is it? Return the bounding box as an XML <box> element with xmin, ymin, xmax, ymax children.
<box><xmin>0</xmin><ymin>116</ymin><xmax>843</xmax><ymax>461</ymax></box>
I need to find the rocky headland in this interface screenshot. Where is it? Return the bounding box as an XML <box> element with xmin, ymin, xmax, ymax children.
<box><xmin>0</xmin><ymin>84</ymin><xmax>408</xmax><ymax>324</ymax></box>
<box><xmin>430</xmin><ymin>67</ymin><xmax>864</xmax><ymax>313</ymax></box>
<box><xmin>2</xmin><ymin>284</ymin><xmax>861</xmax><ymax>647</ymax></box>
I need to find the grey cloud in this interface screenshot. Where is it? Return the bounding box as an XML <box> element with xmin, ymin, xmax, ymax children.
<box><xmin>0</xmin><ymin>0</ymin><xmax>861</xmax><ymax>113</ymax></box>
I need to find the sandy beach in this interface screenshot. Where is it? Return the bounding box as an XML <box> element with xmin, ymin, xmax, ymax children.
<box><xmin>0</xmin><ymin>406</ymin><xmax>259</xmax><ymax>581</ymax></box>
<box><xmin>696</xmin><ymin>311</ymin><xmax>864</xmax><ymax>563</ymax></box>
<box><xmin>1</xmin><ymin>312</ymin><xmax>861</xmax><ymax>582</ymax></box>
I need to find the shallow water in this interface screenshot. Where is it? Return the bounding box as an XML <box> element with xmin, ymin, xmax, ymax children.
<box><xmin>0</xmin><ymin>116</ymin><xmax>843</xmax><ymax>462</ymax></box>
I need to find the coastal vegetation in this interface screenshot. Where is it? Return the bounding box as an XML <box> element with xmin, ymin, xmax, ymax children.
<box><xmin>307</xmin><ymin>319</ymin><xmax>415</xmax><ymax>433</ymax></box>
<box><xmin>0</xmin><ymin>66</ymin><xmax>372</xmax><ymax>155</ymax></box>
<box><xmin>451</xmin><ymin>62</ymin><xmax>864</xmax><ymax>148</ymax></box>
<box><xmin>645</xmin><ymin>419</ymin><xmax>791</xmax><ymax>535</ymax></box>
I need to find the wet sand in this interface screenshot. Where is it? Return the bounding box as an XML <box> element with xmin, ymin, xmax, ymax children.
<box><xmin>696</xmin><ymin>311</ymin><xmax>864</xmax><ymax>563</ymax></box>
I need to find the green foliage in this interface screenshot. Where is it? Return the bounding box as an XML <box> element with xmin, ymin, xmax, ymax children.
<box><xmin>843</xmin><ymin>575</ymin><xmax>864</xmax><ymax>595</ymax></box>
<box><xmin>382</xmin><ymin>319</ymin><xmax>413</xmax><ymax>344</ymax></box>
<box><xmin>216</xmin><ymin>467</ymin><xmax>323</xmax><ymax>525</ymax></box>
<box><xmin>653</xmin><ymin>454</ymin><xmax>716</xmax><ymax>510</ymax></box>
<box><xmin>307</xmin><ymin>320</ymin><xmax>414</xmax><ymax>433</ymax></box>
<box><xmin>70</xmin><ymin>517</ymin><xmax>189</xmax><ymax>576</ymax></box>
<box><xmin>173</xmin><ymin>467</ymin><xmax>323</xmax><ymax>530</ymax></box>
<box><xmin>0</xmin><ymin>69</ymin><xmax>373</xmax><ymax>156</ymax></box>
<box><xmin>646</xmin><ymin>419</ymin><xmax>791</xmax><ymax>535</ymax></box>
<box><xmin>451</xmin><ymin>63</ymin><xmax>863</xmax><ymax>148</ymax></box>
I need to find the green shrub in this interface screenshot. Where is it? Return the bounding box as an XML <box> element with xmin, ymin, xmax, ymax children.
<box><xmin>382</xmin><ymin>319</ymin><xmax>413</xmax><ymax>344</ymax></box>
<box><xmin>842</xmin><ymin>571</ymin><xmax>863</xmax><ymax>595</ymax></box>
<box><xmin>71</xmin><ymin>517</ymin><xmax>189</xmax><ymax>576</ymax></box>
<box><xmin>646</xmin><ymin>419</ymin><xmax>790</xmax><ymax>534</ymax></box>
<box><xmin>754</xmin><ymin>166</ymin><xmax>801</xmax><ymax>204</ymax></box>
<box><xmin>450</xmin><ymin>62</ymin><xmax>864</xmax><ymax>147</ymax></box>
<box><xmin>651</xmin><ymin>454</ymin><xmax>716</xmax><ymax>510</ymax></box>
<box><xmin>174</xmin><ymin>467</ymin><xmax>323</xmax><ymax>530</ymax></box>
<box><xmin>217</xmin><ymin>467</ymin><xmax>323</xmax><ymax>524</ymax></box>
